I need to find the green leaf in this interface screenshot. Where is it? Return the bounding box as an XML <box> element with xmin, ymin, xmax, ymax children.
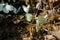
<box><xmin>38</xmin><ymin>16</ymin><xmax>45</xmax><ymax>24</ymax></box>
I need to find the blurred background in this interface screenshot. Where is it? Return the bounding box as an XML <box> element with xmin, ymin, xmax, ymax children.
<box><xmin>0</xmin><ymin>0</ymin><xmax>60</xmax><ymax>40</ymax></box>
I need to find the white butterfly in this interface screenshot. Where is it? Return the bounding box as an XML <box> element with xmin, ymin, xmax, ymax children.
<box><xmin>0</xmin><ymin>3</ymin><xmax>19</xmax><ymax>14</ymax></box>
<box><xmin>25</xmin><ymin>13</ymin><xmax>32</xmax><ymax>22</ymax></box>
<box><xmin>5</xmin><ymin>3</ymin><xmax>13</xmax><ymax>11</ymax></box>
<box><xmin>22</xmin><ymin>5</ymin><xmax>30</xmax><ymax>13</ymax></box>
<box><xmin>2</xmin><ymin>3</ymin><xmax>14</xmax><ymax>13</ymax></box>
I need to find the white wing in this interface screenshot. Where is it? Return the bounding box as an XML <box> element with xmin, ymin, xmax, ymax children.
<box><xmin>13</xmin><ymin>7</ymin><xmax>18</xmax><ymax>14</ymax></box>
<box><xmin>0</xmin><ymin>3</ymin><xmax>5</xmax><ymax>11</ymax></box>
<box><xmin>36</xmin><ymin>3</ymin><xmax>40</xmax><ymax>9</ymax></box>
<box><xmin>44</xmin><ymin>14</ymin><xmax>48</xmax><ymax>18</ymax></box>
<box><xmin>25</xmin><ymin>13</ymin><xmax>32</xmax><ymax>22</ymax></box>
<box><xmin>22</xmin><ymin>5</ymin><xmax>27</xmax><ymax>12</ymax></box>
<box><xmin>3</xmin><ymin>7</ymin><xmax>9</xmax><ymax>13</ymax></box>
<box><xmin>5</xmin><ymin>4</ymin><xmax>13</xmax><ymax>11</ymax></box>
<box><xmin>27</xmin><ymin>5</ymin><xmax>30</xmax><ymax>9</ymax></box>
<box><xmin>22</xmin><ymin>5</ymin><xmax>30</xmax><ymax>13</ymax></box>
